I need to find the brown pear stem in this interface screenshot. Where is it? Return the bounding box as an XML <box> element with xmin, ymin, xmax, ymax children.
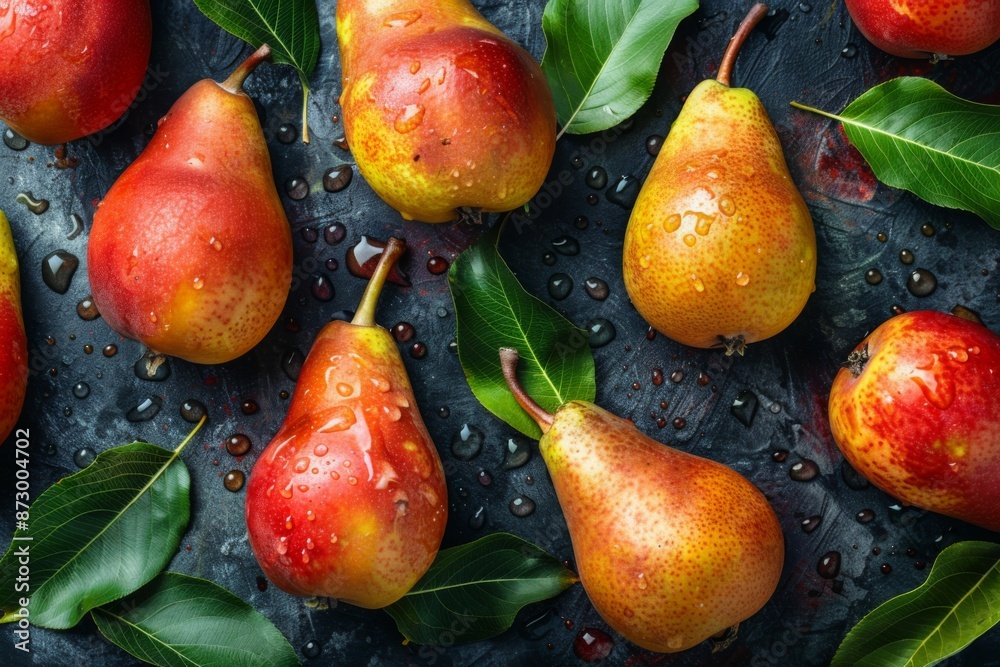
<box><xmin>220</xmin><ymin>44</ymin><xmax>273</xmax><ymax>94</ymax></box>
<box><xmin>716</xmin><ymin>3</ymin><xmax>769</xmax><ymax>87</ymax></box>
<box><xmin>351</xmin><ymin>237</ymin><xmax>406</xmax><ymax>327</ymax></box>
<box><xmin>498</xmin><ymin>348</ymin><xmax>554</xmax><ymax>434</ymax></box>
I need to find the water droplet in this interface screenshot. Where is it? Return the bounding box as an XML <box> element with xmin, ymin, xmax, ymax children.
<box><xmin>276</xmin><ymin>124</ymin><xmax>297</xmax><ymax>144</ymax></box>
<box><xmin>310</xmin><ymin>274</ymin><xmax>335</xmax><ymax>302</ymax></box>
<box><xmin>134</xmin><ymin>351</ymin><xmax>171</xmax><ymax>382</ymax></box>
<box><xmin>469</xmin><ymin>506</ymin><xmax>486</xmax><ymax>529</ymax></box>
<box><xmin>179</xmin><ymin>400</ymin><xmax>206</xmax><ymax>423</ymax></box>
<box><xmin>394</xmin><ymin>104</ymin><xmax>425</xmax><ymax>133</ymax></box>
<box><xmin>103</xmin><ymin>344</ymin><xmax>118</xmax><ymax>357</ymax></box>
<box><xmin>921</xmin><ymin>223</ymin><xmax>935</xmax><ymax>237</ymax></box>
<box><xmin>16</xmin><ymin>192</ymin><xmax>48</xmax><ymax>215</ymax></box>
<box><xmin>437</xmin><ymin>406</ymin><xmax>450</xmax><ymax>418</ymax></box>
<box><xmin>817</xmin><ymin>551</ymin><xmax>841</xmax><ymax>578</ymax></box>
<box><xmin>427</xmin><ymin>256</ymin><xmax>449</xmax><ymax>275</ymax></box>
<box><xmin>547</xmin><ymin>273</ymin><xmax>573</xmax><ymax>300</ymax></box>
<box><xmin>899</xmin><ymin>249</ymin><xmax>914</xmax><ymax>265</ymax></box>
<box><xmin>72</xmin><ymin>382</ymin><xmax>90</xmax><ymax>399</ymax></box>
<box><xmin>42</xmin><ymin>251</ymin><xmax>79</xmax><ymax>294</ymax></box>
<box><xmin>3</xmin><ymin>128</ymin><xmax>28</xmax><ymax>151</ymax></box>
<box><xmin>383</xmin><ymin>9</ymin><xmax>422</xmax><ymax>27</ymax></box>
<box><xmin>224</xmin><ymin>470</ymin><xmax>245</xmax><ymax>492</ymax></box>
<box><xmin>324</xmin><ymin>223</ymin><xmax>347</xmax><ymax>245</ymax></box>
<box><xmin>322</xmin><ymin>165</ymin><xmax>353</xmax><ymax>192</ymax></box>
<box><xmin>452</xmin><ymin>423</ymin><xmax>484</xmax><ymax>461</ymax></box>
<box><xmin>276</xmin><ymin>537</ymin><xmax>289</xmax><ymax>554</ymax></box>
<box><xmin>318</xmin><ymin>406</ymin><xmax>357</xmax><ymax>433</ymax></box>
<box><xmin>285</xmin><ymin>177</ymin><xmax>309</xmax><ymax>200</ymax></box>
<box><xmin>672</xmin><ymin>417</ymin><xmax>686</xmax><ymax>429</ymax></box>
<box><xmin>346</xmin><ymin>236</ymin><xmax>410</xmax><ymax>285</ymax></box>
<box><xmin>477</xmin><ymin>469</ymin><xmax>492</xmax><ymax>486</ymax></box>
<box><xmin>735</xmin><ymin>272</ymin><xmax>750</xmax><ymax>287</ymax></box>
<box><xmin>865</xmin><ymin>268</ymin><xmax>883</xmax><ymax>285</ymax></box>
<box><xmin>127</xmin><ymin>396</ymin><xmax>163</xmax><ymax>422</ymax></box>
<box><xmin>409</xmin><ymin>341</ymin><xmax>427</xmax><ymax>359</ymax></box>
<box><xmin>241</xmin><ymin>399</ymin><xmax>259</xmax><ymax>415</ymax></box>
<box><xmin>509</xmin><ymin>495</ymin><xmax>536</xmax><ymax>517</ymax></box>
<box><xmin>280</xmin><ymin>348</ymin><xmax>305</xmax><ymax>381</ymax></box>
<box><xmin>731</xmin><ymin>390</ymin><xmax>758</xmax><ymax>427</ymax></box>
<box><xmin>391</xmin><ymin>322</ymin><xmax>415</xmax><ymax>343</ymax></box>
<box><xmin>586</xmin><ymin>318</ymin><xmax>616</xmax><ymax>348</ymax></box>
<box><xmin>73</xmin><ymin>447</ymin><xmax>96</xmax><ymax>468</ymax></box>
<box><xmin>662</xmin><ymin>214</ymin><xmax>681</xmax><ymax>233</ymax></box>
<box><xmin>801</xmin><ymin>515</ymin><xmax>822</xmax><ymax>533</ymax></box>
<box><xmin>551</xmin><ymin>235</ymin><xmax>580</xmax><ymax>256</ymax></box>
<box><xmin>607</xmin><ymin>174</ymin><xmax>640</xmax><ymax>209</ymax></box>
<box><xmin>583</xmin><ymin>277</ymin><xmax>609</xmax><ymax>300</ymax></box>
<box><xmin>841</xmin><ymin>43</ymin><xmax>857</xmax><ymax>58</ymax></box>
<box><xmin>645</xmin><ymin>135</ymin><xmax>664</xmax><ymax>156</ymax></box>
<box><xmin>502</xmin><ymin>437</ymin><xmax>532</xmax><ymax>469</ymax></box>
<box><xmin>856</xmin><ymin>509</ymin><xmax>875</xmax><ymax>523</ymax></box>
<box><xmin>585</xmin><ymin>167</ymin><xmax>607</xmax><ymax>189</ymax></box>
<box><xmin>718</xmin><ymin>197</ymin><xmax>736</xmax><ymax>216</ymax></box>
<box><xmin>542</xmin><ymin>251</ymin><xmax>557</xmax><ymax>266</ymax></box>
<box><xmin>951</xmin><ymin>305</ymin><xmax>983</xmax><ymax>325</ymax></box>
<box><xmin>877</xmin><ymin>232</ymin><xmax>888</xmax><ymax>242</ymax></box>
<box><xmin>790</xmin><ymin>459</ymin><xmax>819</xmax><ymax>481</ymax></box>
<box><xmin>683</xmin><ymin>234</ymin><xmax>697</xmax><ymax>247</ymax></box>
<box><xmin>880</xmin><ymin>563</ymin><xmax>892</xmax><ymax>574</ymax></box>
<box><xmin>76</xmin><ymin>296</ymin><xmax>100</xmax><ymax>320</ymax></box>
<box><xmin>573</xmin><ymin>628</ymin><xmax>613</xmax><ymax>662</ymax></box>
<box><xmin>691</xmin><ymin>275</ymin><xmax>705</xmax><ymax>292</ymax></box>
<box><xmin>906</xmin><ymin>269</ymin><xmax>937</xmax><ymax>297</ymax></box>
<box><xmin>798</xmin><ymin>2</ymin><xmax>812</xmax><ymax>12</ymax></box>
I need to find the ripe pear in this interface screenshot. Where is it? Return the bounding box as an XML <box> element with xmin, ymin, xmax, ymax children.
<box><xmin>623</xmin><ymin>4</ymin><xmax>816</xmax><ymax>355</ymax></box>
<box><xmin>246</xmin><ymin>239</ymin><xmax>447</xmax><ymax>608</ymax></box>
<box><xmin>845</xmin><ymin>0</ymin><xmax>1000</xmax><ymax>58</ymax></box>
<box><xmin>829</xmin><ymin>311</ymin><xmax>1000</xmax><ymax>531</ymax></box>
<box><xmin>0</xmin><ymin>211</ymin><xmax>27</xmax><ymax>444</ymax></box>
<box><xmin>336</xmin><ymin>0</ymin><xmax>557</xmax><ymax>223</ymax></box>
<box><xmin>0</xmin><ymin>0</ymin><xmax>152</xmax><ymax>145</ymax></box>
<box><xmin>88</xmin><ymin>46</ymin><xmax>293</xmax><ymax>365</ymax></box>
<box><xmin>499</xmin><ymin>348</ymin><xmax>784</xmax><ymax>653</ymax></box>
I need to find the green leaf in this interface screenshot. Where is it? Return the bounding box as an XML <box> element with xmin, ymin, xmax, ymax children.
<box><xmin>92</xmin><ymin>572</ymin><xmax>299</xmax><ymax>667</ymax></box>
<box><xmin>792</xmin><ymin>77</ymin><xmax>1000</xmax><ymax>230</ymax></box>
<box><xmin>541</xmin><ymin>0</ymin><xmax>699</xmax><ymax>136</ymax></box>
<box><xmin>193</xmin><ymin>0</ymin><xmax>321</xmax><ymax>142</ymax></box>
<box><xmin>384</xmin><ymin>533</ymin><xmax>578</xmax><ymax>645</ymax></box>
<box><xmin>832</xmin><ymin>541</ymin><xmax>1000</xmax><ymax>667</ymax></box>
<box><xmin>0</xmin><ymin>432</ymin><xmax>198</xmax><ymax>629</ymax></box>
<box><xmin>448</xmin><ymin>224</ymin><xmax>596</xmax><ymax>439</ymax></box>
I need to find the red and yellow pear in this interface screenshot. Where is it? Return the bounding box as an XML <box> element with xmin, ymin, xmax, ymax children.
<box><xmin>0</xmin><ymin>211</ymin><xmax>27</xmax><ymax>444</ymax></box>
<box><xmin>845</xmin><ymin>0</ymin><xmax>1000</xmax><ymax>58</ymax></box>
<box><xmin>336</xmin><ymin>0</ymin><xmax>557</xmax><ymax>222</ymax></box>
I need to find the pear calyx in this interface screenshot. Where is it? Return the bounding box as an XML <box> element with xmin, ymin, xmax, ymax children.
<box><xmin>716</xmin><ymin>3</ymin><xmax>769</xmax><ymax>87</ymax></box>
<box><xmin>351</xmin><ymin>237</ymin><xmax>406</xmax><ymax>328</ymax></box>
<box><xmin>220</xmin><ymin>44</ymin><xmax>273</xmax><ymax>95</ymax></box>
<box><xmin>499</xmin><ymin>347</ymin><xmax>554</xmax><ymax>433</ymax></box>
<box><xmin>842</xmin><ymin>343</ymin><xmax>870</xmax><ymax>378</ymax></box>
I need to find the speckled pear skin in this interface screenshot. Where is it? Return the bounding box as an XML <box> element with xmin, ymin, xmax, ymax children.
<box><xmin>541</xmin><ymin>401</ymin><xmax>784</xmax><ymax>652</ymax></box>
<box><xmin>336</xmin><ymin>0</ymin><xmax>556</xmax><ymax>223</ymax></box>
<box><xmin>622</xmin><ymin>78</ymin><xmax>817</xmax><ymax>350</ymax></box>
<box><xmin>0</xmin><ymin>211</ymin><xmax>27</xmax><ymax>444</ymax></box>
<box><xmin>845</xmin><ymin>0</ymin><xmax>1000</xmax><ymax>58</ymax></box>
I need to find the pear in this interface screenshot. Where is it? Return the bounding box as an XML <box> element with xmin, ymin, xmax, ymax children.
<box><xmin>246</xmin><ymin>239</ymin><xmax>447</xmax><ymax>609</ymax></box>
<box><xmin>499</xmin><ymin>348</ymin><xmax>784</xmax><ymax>653</ymax></box>
<box><xmin>0</xmin><ymin>0</ymin><xmax>152</xmax><ymax>145</ymax></box>
<box><xmin>0</xmin><ymin>210</ymin><xmax>27</xmax><ymax>444</ymax></box>
<box><xmin>336</xmin><ymin>0</ymin><xmax>557</xmax><ymax>223</ymax></box>
<box><xmin>88</xmin><ymin>46</ymin><xmax>293</xmax><ymax>365</ymax></box>
<box><xmin>623</xmin><ymin>3</ymin><xmax>816</xmax><ymax>355</ymax></box>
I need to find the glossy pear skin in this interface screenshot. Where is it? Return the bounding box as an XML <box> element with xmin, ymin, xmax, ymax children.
<box><xmin>246</xmin><ymin>323</ymin><xmax>447</xmax><ymax>608</ymax></box>
<box><xmin>0</xmin><ymin>212</ymin><xmax>27</xmax><ymax>443</ymax></box>
<box><xmin>845</xmin><ymin>0</ymin><xmax>1000</xmax><ymax>58</ymax></box>
<box><xmin>542</xmin><ymin>401</ymin><xmax>784</xmax><ymax>652</ymax></box>
<box><xmin>0</xmin><ymin>0</ymin><xmax>152</xmax><ymax>144</ymax></box>
<box><xmin>336</xmin><ymin>0</ymin><xmax>556</xmax><ymax>222</ymax></box>
<box><xmin>88</xmin><ymin>57</ymin><xmax>292</xmax><ymax>365</ymax></box>
<box><xmin>623</xmin><ymin>79</ymin><xmax>816</xmax><ymax>350</ymax></box>
<box><xmin>829</xmin><ymin>311</ymin><xmax>1000</xmax><ymax>531</ymax></box>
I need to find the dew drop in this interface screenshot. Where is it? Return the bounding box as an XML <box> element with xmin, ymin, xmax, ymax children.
<box><xmin>856</xmin><ymin>509</ymin><xmax>875</xmax><ymax>523</ymax></box>
<box><xmin>719</xmin><ymin>197</ymin><xmax>736</xmax><ymax>216</ymax></box>
<box><xmin>735</xmin><ymin>272</ymin><xmax>750</xmax><ymax>287</ymax></box>
<box><xmin>790</xmin><ymin>459</ymin><xmax>819</xmax><ymax>481</ymax></box>
<box><xmin>3</xmin><ymin>128</ymin><xmax>28</xmax><ymax>151</ymax></box>
<box><xmin>322</xmin><ymin>165</ymin><xmax>353</xmax><ymax>192</ymax></box>
<box><xmin>865</xmin><ymin>268</ymin><xmax>883</xmax><ymax>285</ymax></box>
<box><xmin>285</xmin><ymin>177</ymin><xmax>309</xmax><ymax>200</ymax></box>
<box><xmin>551</xmin><ymin>235</ymin><xmax>580</xmax><ymax>256</ymax></box>
<box><xmin>72</xmin><ymin>382</ymin><xmax>90</xmax><ymax>399</ymax></box>
<box><xmin>585</xmin><ymin>167</ymin><xmax>607</xmax><ymax>189</ymax></box>
<box><xmin>817</xmin><ymin>551</ymin><xmax>841</xmax><ymax>578</ymax></box>
<box><xmin>645</xmin><ymin>135</ymin><xmax>664</xmax><ymax>156</ymax></box>
<box><xmin>906</xmin><ymin>269</ymin><xmax>937</xmax><ymax>297</ymax></box>
<box><xmin>899</xmin><ymin>249</ymin><xmax>914</xmax><ymax>265</ymax></box>
<box><xmin>16</xmin><ymin>192</ymin><xmax>48</xmax><ymax>215</ymax></box>
<box><xmin>573</xmin><ymin>628</ymin><xmax>613</xmax><ymax>662</ymax></box>
<box><xmin>324</xmin><ymin>223</ymin><xmax>347</xmax><ymax>245</ymax></box>
<box><xmin>73</xmin><ymin>447</ymin><xmax>96</xmax><ymax>468</ymax></box>
<box><xmin>583</xmin><ymin>277</ymin><xmax>609</xmax><ymax>300</ymax></box>
<box><xmin>731</xmin><ymin>390</ymin><xmax>758</xmax><ymax>427</ymax></box>
<box><xmin>801</xmin><ymin>516</ymin><xmax>822</xmax><ymax>533</ymax></box>
<box><xmin>451</xmin><ymin>423</ymin><xmax>484</xmax><ymax>461</ymax></box>
<box><xmin>224</xmin><ymin>470</ymin><xmax>245</xmax><ymax>492</ymax></box>
<box><xmin>394</xmin><ymin>104</ymin><xmax>425</xmax><ymax>133</ymax></box>
<box><xmin>180</xmin><ymin>399</ymin><xmax>206</xmax><ymax>423</ymax></box>
<box><xmin>126</xmin><ymin>397</ymin><xmax>163</xmax><ymax>423</ymax></box>
<box><xmin>276</xmin><ymin>124</ymin><xmax>297</xmax><ymax>144</ymax></box>
<box><xmin>509</xmin><ymin>495</ymin><xmax>536</xmax><ymax>517</ymax></box>
<box><xmin>42</xmin><ymin>250</ymin><xmax>79</xmax><ymax>294</ymax></box>
<box><xmin>586</xmin><ymin>318</ymin><xmax>616</xmax><ymax>347</ymax></box>
<box><xmin>547</xmin><ymin>273</ymin><xmax>573</xmax><ymax>300</ymax></box>
<box><xmin>607</xmin><ymin>175</ymin><xmax>640</xmax><ymax>209</ymax></box>
<box><xmin>502</xmin><ymin>437</ymin><xmax>532</xmax><ymax>470</ymax></box>
<box><xmin>76</xmin><ymin>296</ymin><xmax>100</xmax><ymax>320</ymax></box>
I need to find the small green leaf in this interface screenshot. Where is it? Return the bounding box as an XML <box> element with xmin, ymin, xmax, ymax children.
<box><xmin>448</xmin><ymin>224</ymin><xmax>596</xmax><ymax>439</ymax></box>
<box><xmin>193</xmin><ymin>0</ymin><xmax>321</xmax><ymax>142</ymax></box>
<box><xmin>92</xmin><ymin>572</ymin><xmax>299</xmax><ymax>667</ymax></box>
<box><xmin>792</xmin><ymin>77</ymin><xmax>1000</xmax><ymax>229</ymax></box>
<box><xmin>541</xmin><ymin>0</ymin><xmax>699</xmax><ymax>136</ymax></box>
<box><xmin>0</xmin><ymin>422</ymin><xmax>202</xmax><ymax>629</ymax></box>
<box><xmin>832</xmin><ymin>540</ymin><xmax>1000</xmax><ymax>667</ymax></box>
<box><xmin>385</xmin><ymin>533</ymin><xmax>578</xmax><ymax>645</ymax></box>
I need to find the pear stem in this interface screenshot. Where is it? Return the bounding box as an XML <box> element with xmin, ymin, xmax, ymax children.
<box><xmin>220</xmin><ymin>44</ymin><xmax>273</xmax><ymax>95</ymax></box>
<box><xmin>351</xmin><ymin>237</ymin><xmax>406</xmax><ymax>327</ymax></box>
<box><xmin>498</xmin><ymin>348</ymin><xmax>554</xmax><ymax>434</ymax></box>
<box><xmin>716</xmin><ymin>3</ymin><xmax>769</xmax><ymax>87</ymax></box>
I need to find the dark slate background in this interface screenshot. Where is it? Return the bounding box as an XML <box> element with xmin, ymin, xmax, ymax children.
<box><xmin>2</xmin><ymin>0</ymin><xmax>1000</xmax><ymax>665</ymax></box>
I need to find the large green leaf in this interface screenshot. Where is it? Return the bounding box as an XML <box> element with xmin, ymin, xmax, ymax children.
<box><xmin>448</xmin><ymin>224</ymin><xmax>596</xmax><ymax>439</ymax></box>
<box><xmin>541</xmin><ymin>0</ymin><xmax>699</xmax><ymax>135</ymax></box>
<box><xmin>193</xmin><ymin>0</ymin><xmax>321</xmax><ymax>141</ymax></box>
<box><xmin>385</xmin><ymin>533</ymin><xmax>577</xmax><ymax>645</ymax></box>
<box><xmin>792</xmin><ymin>77</ymin><xmax>1000</xmax><ymax>229</ymax></box>
<box><xmin>832</xmin><ymin>541</ymin><xmax>1000</xmax><ymax>667</ymax></box>
<box><xmin>92</xmin><ymin>572</ymin><xmax>299</xmax><ymax>667</ymax></box>
<box><xmin>0</xmin><ymin>441</ymin><xmax>192</xmax><ymax>628</ymax></box>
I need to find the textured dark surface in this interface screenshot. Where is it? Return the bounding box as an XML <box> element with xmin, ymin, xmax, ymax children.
<box><xmin>1</xmin><ymin>0</ymin><xmax>1000</xmax><ymax>665</ymax></box>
